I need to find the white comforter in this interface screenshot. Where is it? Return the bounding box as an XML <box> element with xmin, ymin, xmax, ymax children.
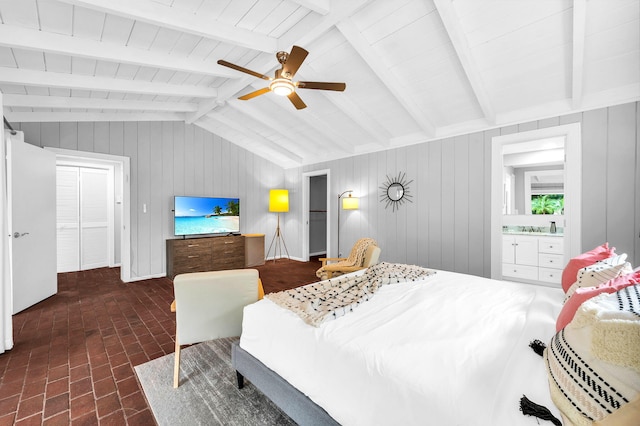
<box><xmin>240</xmin><ymin>269</ymin><xmax>564</xmax><ymax>425</ymax></box>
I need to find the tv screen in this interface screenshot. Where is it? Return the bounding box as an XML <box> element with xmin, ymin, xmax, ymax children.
<box><xmin>174</xmin><ymin>196</ymin><xmax>240</xmax><ymax>236</ymax></box>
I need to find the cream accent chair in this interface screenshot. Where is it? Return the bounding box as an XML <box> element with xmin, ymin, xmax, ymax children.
<box><xmin>172</xmin><ymin>269</ymin><xmax>262</xmax><ymax>388</ymax></box>
<box><xmin>318</xmin><ymin>244</ymin><xmax>382</xmax><ymax>280</ymax></box>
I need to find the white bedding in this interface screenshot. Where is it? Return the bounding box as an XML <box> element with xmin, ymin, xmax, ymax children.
<box><xmin>240</xmin><ymin>269</ymin><xmax>564</xmax><ymax>425</ymax></box>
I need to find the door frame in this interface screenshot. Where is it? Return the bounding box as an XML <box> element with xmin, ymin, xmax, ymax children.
<box><xmin>302</xmin><ymin>169</ymin><xmax>331</xmax><ymax>261</ymax></box>
<box><xmin>45</xmin><ymin>148</ymin><xmax>131</xmax><ymax>282</ymax></box>
<box><xmin>490</xmin><ymin>123</ymin><xmax>582</xmax><ymax>280</ymax></box>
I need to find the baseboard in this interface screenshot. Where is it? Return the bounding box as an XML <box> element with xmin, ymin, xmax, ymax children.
<box><xmin>124</xmin><ymin>272</ymin><xmax>167</xmax><ymax>283</ymax></box>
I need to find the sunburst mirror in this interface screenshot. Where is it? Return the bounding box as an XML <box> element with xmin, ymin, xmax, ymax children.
<box><xmin>380</xmin><ymin>172</ymin><xmax>413</xmax><ymax>212</ymax></box>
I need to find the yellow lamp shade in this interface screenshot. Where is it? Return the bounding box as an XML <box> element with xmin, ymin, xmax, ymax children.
<box><xmin>342</xmin><ymin>195</ymin><xmax>359</xmax><ymax>210</ymax></box>
<box><xmin>269</xmin><ymin>189</ymin><xmax>289</xmax><ymax>212</ymax></box>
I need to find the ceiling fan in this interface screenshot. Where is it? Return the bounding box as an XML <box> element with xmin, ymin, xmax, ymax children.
<box><xmin>217</xmin><ymin>46</ymin><xmax>346</xmax><ymax>110</ymax></box>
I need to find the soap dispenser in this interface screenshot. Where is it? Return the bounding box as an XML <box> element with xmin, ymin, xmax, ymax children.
<box><xmin>550</xmin><ymin>221</ymin><xmax>557</xmax><ymax>234</ymax></box>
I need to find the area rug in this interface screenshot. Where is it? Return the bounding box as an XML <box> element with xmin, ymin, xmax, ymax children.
<box><xmin>134</xmin><ymin>337</ymin><xmax>295</xmax><ymax>425</ymax></box>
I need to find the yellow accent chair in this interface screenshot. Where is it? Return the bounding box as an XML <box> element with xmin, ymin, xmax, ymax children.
<box><xmin>171</xmin><ymin>269</ymin><xmax>263</xmax><ymax>388</ymax></box>
<box><xmin>317</xmin><ymin>238</ymin><xmax>381</xmax><ymax>280</ymax></box>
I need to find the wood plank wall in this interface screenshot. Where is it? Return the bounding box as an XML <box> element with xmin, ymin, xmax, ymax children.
<box><xmin>17</xmin><ymin>121</ymin><xmax>285</xmax><ymax>280</ymax></box>
<box><xmin>301</xmin><ymin>101</ymin><xmax>639</xmax><ymax>276</ymax></box>
<box><xmin>15</xmin><ymin>101</ymin><xmax>639</xmax><ymax>279</ymax></box>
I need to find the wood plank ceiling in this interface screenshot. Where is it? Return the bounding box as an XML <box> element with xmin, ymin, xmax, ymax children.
<box><xmin>0</xmin><ymin>0</ymin><xmax>638</xmax><ymax>168</ymax></box>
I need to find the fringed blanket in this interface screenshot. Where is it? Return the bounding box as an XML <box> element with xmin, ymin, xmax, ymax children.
<box><xmin>266</xmin><ymin>262</ymin><xmax>436</xmax><ymax>327</ymax></box>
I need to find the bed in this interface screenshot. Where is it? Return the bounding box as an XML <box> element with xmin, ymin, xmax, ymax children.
<box><xmin>233</xmin><ymin>265</ymin><xmax>565</xmax><ymax>425</ymax></box>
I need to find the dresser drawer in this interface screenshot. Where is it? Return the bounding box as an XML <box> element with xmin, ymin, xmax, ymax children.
<box><xmin>171</xmin><ymin>239</ymin><xmax>212</xmax><ymax>254</ymax></box>
<box><xmin>212</xmin><ymin>256</ymin><xmax>245</xmax><ymax>270</ymax></box>
<box><xmin>539</xmin><ymin>238</ymin><xmax>563</xmax><ymax>254</ymax></box>
<box><xmin>539</xmin><ymin>267</ymin><xmax>562</xmax><ymax>284</ymax></box>
<box><xmin>538</xmin><ymin>253</ymin><xmax>564</xmax><ymax>269</ymax></box>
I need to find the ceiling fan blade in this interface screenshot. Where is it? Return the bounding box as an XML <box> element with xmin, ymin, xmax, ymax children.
<box><xmin>238</xmin><ymin>87</ymin><xmax>271</xmax><ymax>100</ymax></box>
<box><xmin>287</xmin><ymin>91</ymin><xmax>307</xmax><ymax>110</ymax></box>
<box><xmin>282</xmin><ymin>46</ymin><xmax>308</xmax><ymax>79</ymax></box>
<box><xmin>296</xmin><ymin>81</ymin><xmax>346</xmax><ymax>91</ymax></box>
<box><xmin>217</xmin><ymin>60</ymin><xmax>271</xmax><ymax>81</ymax></box>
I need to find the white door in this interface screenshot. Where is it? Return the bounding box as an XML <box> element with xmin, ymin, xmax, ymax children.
<box><xmin>56</xmin><ymin>166</ymin><xmax>110</xmax><ymax>272</ymax></box>
<box><xmin>7</xmin><ymin>138</ymin><xmax>57</xmax><ymax>314</ymax></box>
<box><xmin>56</xmin><ymin>166</ymin><xmax>80</xmax><ymax>272</ymax></box>
<box><xmin>79</xmin><ymin>168</ymin><xmax>109</xmax><ymax>270</ymax></box>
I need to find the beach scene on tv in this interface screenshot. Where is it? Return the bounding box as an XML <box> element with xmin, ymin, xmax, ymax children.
<box><xmin>174</xmin><ymin>196</ymin><xmax>240</xmax><ymax>236</ymax></box>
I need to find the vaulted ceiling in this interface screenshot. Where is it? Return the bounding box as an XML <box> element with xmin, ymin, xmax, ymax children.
<box><xmin>0</xmin><ymin>0</ymin><xmax>638</xmax><ymax>168</ymax></box>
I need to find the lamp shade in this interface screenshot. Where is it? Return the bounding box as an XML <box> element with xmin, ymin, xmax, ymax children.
<box><xmin>342</xmin><ymin>194</ymin><xmax>359</xmax><ymax>210</ymax></box>
<box><xmin>269</xmin><ymin>189</ymin><xmax>289</xmax><ymax>212</ymax></box>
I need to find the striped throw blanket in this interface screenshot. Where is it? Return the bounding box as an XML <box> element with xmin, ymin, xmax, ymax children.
<box><xmin>266</xmin><ymin>262</ymin><xmax>435</xmax><ymax>327</ymax></box>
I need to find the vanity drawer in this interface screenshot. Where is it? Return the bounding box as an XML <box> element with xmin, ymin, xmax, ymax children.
<box><xmin>539</xmin><ymin>253</ymin><xmax>564</xmax><ymax>269</ymax></box>
<box><xmin>539</xmin><ymin>267</ymin><xmax>562</xmax><ymax>284</ymax></box>
<box><xmin>539</xmin><ymin>238</ymin><xmax>563</xmax><ymax>254</ymax></box>
<box><xmin>502</xmin><ymin>263</ymin><xmax>538</xmax><ymax>281</ymax></box>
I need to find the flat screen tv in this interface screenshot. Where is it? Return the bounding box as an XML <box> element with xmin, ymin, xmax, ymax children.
<box><xmin>174</xmin><ymin>196</ymin><xmax>240</xmax><ymax>236</ymax></box>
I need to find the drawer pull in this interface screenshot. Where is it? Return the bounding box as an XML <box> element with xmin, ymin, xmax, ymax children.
<box><xmin>188</xmin><ymin>255</ymin><xmax>199</xmax><ymax>258</ymax></box>
<box><xmin>188</xmin><ymin>244</ymin><xmax>200</xmax><ymax>248</ymax></box>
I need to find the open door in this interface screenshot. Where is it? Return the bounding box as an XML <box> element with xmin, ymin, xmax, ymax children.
<box><xmin>7</xmin><ymin>134</ymin><xmax>57</xmax><ymax>314</ymax></box>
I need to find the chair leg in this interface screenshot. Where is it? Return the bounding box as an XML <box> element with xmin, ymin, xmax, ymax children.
<box><xmin>173</xmin><ymin>338</ymin><xmax>181</xmax><ymax>388</ymax></box>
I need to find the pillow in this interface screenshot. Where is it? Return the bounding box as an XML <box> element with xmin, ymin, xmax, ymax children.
<box><xmin>564</xmin><ymin>258</ymin><xmax>632</xmax><ymax>300</ymax></box>
<box><xmin>561</xmin><ymin>243</ymin><xmax>616</xmax><ymax>293</ymax></box>
<box><xmin>556</xmin><ymin>269</ymin><xmax>640</xmax><ymax>331</ymax></box>
<box><xmin>545</xmin><ymin>284</ymin><xmax>640</xmax><ymax>426</ymax></box>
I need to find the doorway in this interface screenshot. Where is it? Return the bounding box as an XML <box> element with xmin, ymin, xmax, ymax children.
<box><xmin>302</xmin><ymin>169</ymin><xmax>331</xmax><ymax>261</ymax></box>
<box><xmin>46</xmin><ymin>148</ymin><xmax>131</xmax><ymax>282</ymax></box>
<box><xmin>490</xmin><ymin>123</ymin><xmax>582</xmax><ymax>280</ymax></box>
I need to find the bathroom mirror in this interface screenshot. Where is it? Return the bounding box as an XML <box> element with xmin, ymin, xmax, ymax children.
<box><xmin>502</xmin><ymin>137</ymin><xmax>564</xmax><ymax>215</ymax></box>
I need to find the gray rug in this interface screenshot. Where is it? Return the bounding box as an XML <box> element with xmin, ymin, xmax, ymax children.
<box><xmin>134</xmin><ymin>337</ymin><xmax>296</xmax><ymax>425</ymax></box>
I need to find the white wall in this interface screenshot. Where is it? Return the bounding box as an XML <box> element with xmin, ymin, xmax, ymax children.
<box><xmin>15</xmin><ymin>101</ymin><xmax>640</xmax><ymax>278</ymax></box>
<box><xmin>17</xmin><ymin>121</ymin><xmax>285</xmax><ymax>280</ymax></box>
<box><xmin>300</xmin><ymin>101</ymin><xmax>640</xmax><ymax>276</ymax></box>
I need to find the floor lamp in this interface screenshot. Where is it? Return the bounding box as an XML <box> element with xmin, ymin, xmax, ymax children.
<box><xmin>337</xmin><ymin>190</ymin><xmax>359</xmax><ymax>257</ymax></box>
<box><xmin>266</xmin><ymin>189</ymin><xmax>290</xmax><ymax>261</ymax></box>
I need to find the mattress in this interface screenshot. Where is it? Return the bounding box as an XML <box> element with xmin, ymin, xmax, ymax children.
<box><xmin>240</xmin><ymin>269</ymin><xmax>564</xmax><ymax>425</ymax></box>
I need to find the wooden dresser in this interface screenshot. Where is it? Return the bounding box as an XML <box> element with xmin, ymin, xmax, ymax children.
<box><xmin>166</xmin><ymin>235</ymin><xmax>245</xmax><ymax>278</ymax></box>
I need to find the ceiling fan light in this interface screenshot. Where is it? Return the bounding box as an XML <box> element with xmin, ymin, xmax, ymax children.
<box><xmin>270</xmin><ymin>78</ymin><xmax>294</xmax><ymax>96</ymax></box>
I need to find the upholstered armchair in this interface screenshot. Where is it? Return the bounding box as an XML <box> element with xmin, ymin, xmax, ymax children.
<box><xmin>316</xmin><ymin>238</ymin><xmax>381</xmax><ymax>280</ymax></box>
<box><xmin>172</xmin><ymin>269</ymin><xmax>263</xmax><ymax>388</ymax></box>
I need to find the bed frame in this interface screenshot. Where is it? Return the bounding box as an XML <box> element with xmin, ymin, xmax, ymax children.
<box><xmin>231</xmin><ymin>341</ymin><xmax>340</xmax><ymax>426</ymax></box>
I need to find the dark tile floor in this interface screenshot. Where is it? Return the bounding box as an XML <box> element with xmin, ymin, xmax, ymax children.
<box><xmin>0</xmin><ymin>257</ymin><xmax>321</xmax><ymax>425</ymax></box>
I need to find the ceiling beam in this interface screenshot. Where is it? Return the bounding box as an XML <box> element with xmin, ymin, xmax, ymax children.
<box><xmin>337</xmin><ymin>19</ymin><xmax>436</xmax><ymax>137</ymax></box>
<box><xmin>3</xmin><ymin>94</ymin><xmax>198</xmax><ymax>112</ymax></box>
<box><xmin>278</xmin><ymin>0</ymin><xmax>371</xmax><ymax>50</ymax></box>
<box><xmin>201</xmin><ymin>112</ymin><xmax>303</xmax><ymax>165</ymax></box>
<box><xmin>287</xmin><ymin>0</ymin><xmax>331</xmax><ymax>15</ymax></box>
<box><xmin>296</xmin><ymin>69</ymin><xmax>390</xmax><ymax>148</ymax></box>
<box><xmin>0</xmin><ymin>24</ymin><xmax>237</xmax><ymax>78</ymax></box>
<box><xmin>433</xmin><ymin>0</ymin><xmax>495</xmax><ymax>124</ymax></box>
<box><xmin>186</xmin><ymin>54</ymin><xmax>277</xmax><ymax>123</ymax></box>
<box><xmin>56</xmin><ymin>0</ymin><xmax>277</xmax><ymax>53</ymax></box>
<box><xmin>263</xmin><ymin>94</ymin><xmax>353</xmax><ymax>156</ymax></box>
<box><xmin>0</xmin><ymin>67</ymin><xmax>217</xmax><ymax>98</ymax></box>
<box><xmin>572</xmin><ymin>0</ymin><xmax>586</xmax><ymax>109</ymax></box>
<box><xmin>4</xmin><ymin>111</ymin><xmax>184</xmax><ymax>122</ymax></box>
<box><xmin>225</xmin><ymin>99</ymin><xmax>324</xmax><ymax>159</ymax></box>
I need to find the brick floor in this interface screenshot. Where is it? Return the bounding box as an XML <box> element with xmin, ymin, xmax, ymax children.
<box><xmin>0</xmin><ymin>268</ymin><xmax>173</xmax><ymax>425</ymax></box>
<box><xmin>0</xmin><ymin>258</ymin><xmax>320</xmax><ymax>425</ymax></box>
